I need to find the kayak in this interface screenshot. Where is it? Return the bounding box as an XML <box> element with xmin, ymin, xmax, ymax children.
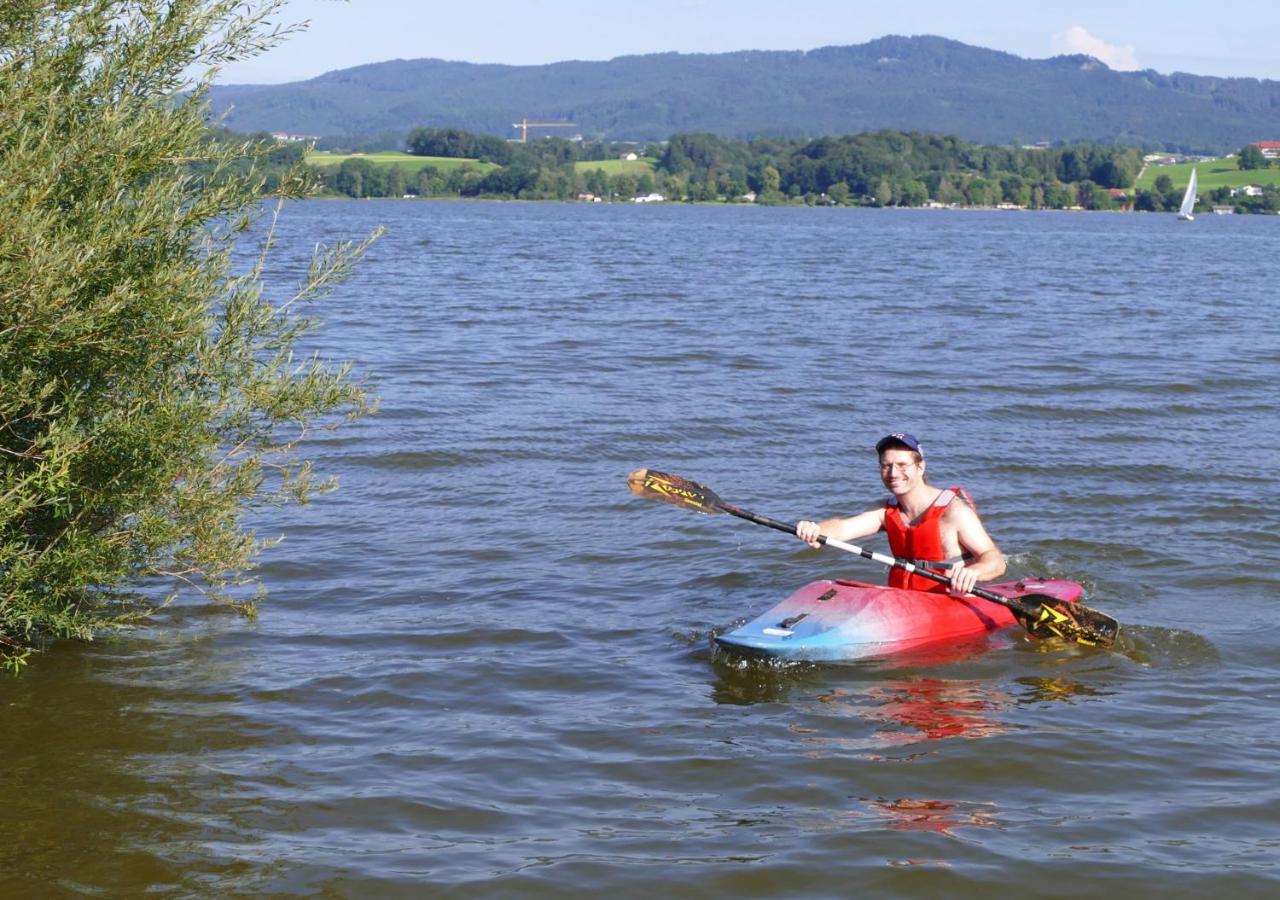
<box><xmin>714</xmin><ymin>578</ymin><xmax>1085</xmax><ymax>662</ymax></box>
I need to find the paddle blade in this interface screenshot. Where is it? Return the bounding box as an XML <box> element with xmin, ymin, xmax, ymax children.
<box><xmin>1013</xmin><ymin>595</ymin><xmax>1120</xmax><ymax>648</ymax></box>
<box><xmin>627</xmin><ymin>469</ymin><xmax>726</xmax><ymax>515</ymax></box>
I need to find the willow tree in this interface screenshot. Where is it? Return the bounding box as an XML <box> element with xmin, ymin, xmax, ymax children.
<box><xmin>0</xmin><ymin>1</ymin><xmax>377</xmax><ymax>669</ymax></box>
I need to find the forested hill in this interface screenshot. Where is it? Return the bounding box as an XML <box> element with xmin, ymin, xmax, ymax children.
<box><xmin>207</xmin><ymin>36</ymin><xmax>1280</xmax><ymax>153</ymax></box>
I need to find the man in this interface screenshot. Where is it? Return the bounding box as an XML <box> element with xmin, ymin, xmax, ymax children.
<box><xmin>795</xmin><ymin>433</ymin><xmax>1006</xmax><ymax>595</ymax></box>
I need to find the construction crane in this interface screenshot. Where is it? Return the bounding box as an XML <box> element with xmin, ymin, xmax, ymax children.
<box><xmin>511</xmin><ymin>118</ymin><xmax>576</xmax><ymax>143</ymax></box>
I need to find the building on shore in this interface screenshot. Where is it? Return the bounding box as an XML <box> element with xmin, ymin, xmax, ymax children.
<box><xmin>1252</xmin><ymin>141</ymin><xmax>1280</xmax><ymax>159</ymax></box>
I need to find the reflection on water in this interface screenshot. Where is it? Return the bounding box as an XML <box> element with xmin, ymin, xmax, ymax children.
<box><xmin>8</xmin><ymin>202</ymin><xmax>1277</xmax><ymax>894</ymax></box>
<box><xmin>708</xmin><ymin>631</ymin><xmax>1013</xmax><ymax>706</ymax></box>
<box><xmin>867</xmin><ymin>797</ymin><xmax>1001</xmax><ymax>837</ymax></box>
<box><xmin>1014</xmin><ymin>675</ymin><xmax>1111</xmax><ymax>705</ymax></box>
<box><xmin>822</xmin><ymin>678</ymin><xmax>1010</xmax><ymax>746</ymax></box>
<box><xmin>1109</xmin><ymin>625</ymin><xmax>1220</xmax><ymax>668</ymax></box>
<box><xmin>708</xmin><ymin>655</ymin><xmax>827</xmax><ymax>706</ymax></box>
<box><xmin>0</xmin><ymin>636</ymin><xmax>277</xmax><ymax>896</ymax></box>
<box><xmin>711</xmin><ymin>656</ymin><xmax>1016</xmax><ymax>760</ymax></box>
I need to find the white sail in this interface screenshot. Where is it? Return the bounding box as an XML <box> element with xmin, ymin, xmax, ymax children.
<box><xmin>1178</xmin><ymin>168</ymin><xmax>1197</xmax><ymax>221</ymax></box>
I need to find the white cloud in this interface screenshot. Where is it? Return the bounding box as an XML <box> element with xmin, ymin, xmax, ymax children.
<box><xmin>1050</xmin><ymin>26</ymin><xmax>1140</xmax><ymax>71</ymax></box>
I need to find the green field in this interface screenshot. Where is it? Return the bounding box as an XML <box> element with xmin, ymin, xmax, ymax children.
<box><xmin>572</xmin><ymin>158</ymin><xmax>658</xmax><ymax>176</ymax></box>
<box><xmin>1136</xmin><ymin>158</ymin><xmax>1280</xmax><ymax>192</ymax></box>
<box><xmin>305</xmin><ymin>150</ymin><xmax>497</xmax><ymax>174</ymax></box>
<box><xmin>305</xmin><ymin>151</ymin><xmax>659</xmax><ymax>179</ymax></box>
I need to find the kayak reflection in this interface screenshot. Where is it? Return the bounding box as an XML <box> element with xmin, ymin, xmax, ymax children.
<box><xmin>824</xmin><ymin>677</ymin><xmax>1010</xmax><ymax>745</ymax></box>
<box><xmin>708</xmin><ymin>629</ymin><xmax>1012</xmax><ymax>706</ymax></box>
<box><xmin>1014</xmin><ymin>675</ymin><xmax>1111</xmax><ymax>705</ymax></box>
<box><xmin>866</xmin><ymin>796</ymin><xmax>1001</xmax><ymax>836</ymax></box>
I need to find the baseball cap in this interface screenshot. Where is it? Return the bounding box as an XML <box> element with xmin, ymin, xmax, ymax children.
<box><xmin>875</xmin><ymin>432</ymin><xmax>923</xmax><ymax>456</ymax></box>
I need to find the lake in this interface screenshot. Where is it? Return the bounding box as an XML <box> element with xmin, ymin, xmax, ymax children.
<box><xmin>3</xmin><ymin>200</ymin><xmax>1278</xmax><ymax>897</ymax></box>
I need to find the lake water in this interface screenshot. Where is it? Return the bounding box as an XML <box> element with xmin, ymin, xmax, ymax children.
<box><xmin>3</xmin><ymin>201</ymin><xmax>1279</xmax><ymax>897</ymax></box>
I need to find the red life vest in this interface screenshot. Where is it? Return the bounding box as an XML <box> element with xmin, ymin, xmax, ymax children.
<box><xmin>883</xmin><ymin>487</ymin><xmax>973</xmax><ymax>592</ymax></box>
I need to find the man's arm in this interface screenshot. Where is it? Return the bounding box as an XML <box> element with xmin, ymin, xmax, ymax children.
<box><xmin>945</xmin><ymin>502</ymin><xmax>1006</xmax><ymax>594</ymax></box>
<box><xmin>795</xmin><ymin>506</ymin><xmax>886</xmax><ymax>548</ymax></box>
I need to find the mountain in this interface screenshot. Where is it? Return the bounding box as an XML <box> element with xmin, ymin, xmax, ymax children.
<box><xmin>206</xmin><ymin>35</ymin><xmax>1280</xmax><ymax>152</ymax></box>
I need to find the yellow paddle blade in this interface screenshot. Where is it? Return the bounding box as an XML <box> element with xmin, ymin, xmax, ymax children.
<box><xmin>626</xmin><ymin>468</ymin><xmax>725</xmax><ymax>515</ymax></box>
<box><xmin>1014</xmin><ymin>597</ymin><xmax>1119</xmax><ymax>647</ymax></box>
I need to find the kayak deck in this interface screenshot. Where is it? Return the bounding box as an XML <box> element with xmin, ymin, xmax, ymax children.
<box><xmin>714</xmin><ymin>578</ymin><xmax>1084</xmax><ymax>662</ymax></box>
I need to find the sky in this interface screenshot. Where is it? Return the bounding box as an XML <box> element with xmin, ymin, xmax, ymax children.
<box><xmin>214</xmin><ymin>0</ymin><xmax>1280</xmax><ymax>85</ymax></box>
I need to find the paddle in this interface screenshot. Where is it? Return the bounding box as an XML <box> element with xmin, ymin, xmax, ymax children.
<box><xmin>627</xmin><ymin>468</ymin><xmax>1120</xmax><ymax>648</ymax></box>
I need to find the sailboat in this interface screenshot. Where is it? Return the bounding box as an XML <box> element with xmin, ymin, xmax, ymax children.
<box><xmin>1178</xmin><ymin>168</ymin><xmax>1198</xmax><ymax>221</ymax></box>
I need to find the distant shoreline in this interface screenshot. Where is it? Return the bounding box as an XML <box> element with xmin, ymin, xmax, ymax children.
<box><xmin>297</xmin><ymin>195</ymin><xmax>1280</xmax><ymax>216</ymax></box>
<box><xmin>291</xmin><ymin>138</ymin><xmax>1280</xmax><ymax>214</ymax></box>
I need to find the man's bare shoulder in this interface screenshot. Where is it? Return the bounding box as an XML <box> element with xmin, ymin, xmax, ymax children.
<box><xmin>941</xmin><ymin>493</ymin><xmax>982</xmax><ymax>524</ymax></box>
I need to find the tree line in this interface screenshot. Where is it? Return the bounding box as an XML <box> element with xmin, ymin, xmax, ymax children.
<box><xmin>654</xmin><ymin>131</ymin><xmax>1146</xmax><ymax>208</ymax></box>
<box><xmin>313</xmin><ymin>127</ymin><xmax>1155</xmax><ymax>210</ymax></box>
<box><xmin>219</xmin><ymin>126</ymin><xmax>1280</xmax><ymax>214</ymax></box>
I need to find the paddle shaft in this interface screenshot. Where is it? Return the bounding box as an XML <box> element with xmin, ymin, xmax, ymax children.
<box><xmin>716</xmin><ymin>501</ymin><xmax>1033</xmax><ymax>616</ymax></box>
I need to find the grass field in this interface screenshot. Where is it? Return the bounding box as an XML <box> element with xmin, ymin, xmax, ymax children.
<box><xmin>306</xmin><ymin>151</ymin><xmax>659</xmax><ymax>179</ymax></box>
<box><xmin>1136</xmin><ymin>159</ymin><xmax>1280</xmax><ymax>192</ymax></box>
<box><xmin>572</xmin><ymin>158</ymin><xmax>658</xmax><ymax>176</ymax></box>
<box><xmin>305</xmin><ymin>150</ymin><xmax>497</xmax><ymax>174</ymax></box>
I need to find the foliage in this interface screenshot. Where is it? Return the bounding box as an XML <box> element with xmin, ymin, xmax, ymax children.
<box><xmin>300</xmin><ymin>122</ymin><xmax>1280</xmax><ymax>214</ymax></box>
<box><xmin>1133</xmin><ymin>172</ymin><xmax>1187</xmax><ymax>212</ymax></box>
<box><xmin>300</xmin><ymin>124</ymin><xmax>1154</xmax><ymax>209</ymax></box>
<box><xmin>407</xmin><ymin>128</ymin><xmax>647</xmax><ymax>173</ymax></box>
<box><xmin>1231</xmin><ymin>185</ymin><xmax>1280</xmax><ymax>213</ymax></box>
<box><xmin>290</xmin><ymin>120</ymin><xmax>1280</xmax><ymax>214</ymax></box>
<box><xmin>0</xmin><ymin>1</ymin><xmax>377</xmax><ymax>669</ymax></box>
<box><xmin>314</xmin><ymin>130</ymin><xmax>407</xmax><ymax>154</ymax></box>
<box><xmin>1238</xmin><ymin>144</ymin><xmax>1270</xmax><ymax>170</ymax></box>
<box><xmin>652</xmin><ymin>130</ymin><xmax>1141</xmax><ymax>209</ymax></box>
<box><xmin>407</xmin><ymin>127</ymin><xmax>515</xmax><ymax>164</ymax></box>
<box><xmin>197</xmin><ymin>126</ymin><xmax>309</xmax><ymax>191</ymax></box>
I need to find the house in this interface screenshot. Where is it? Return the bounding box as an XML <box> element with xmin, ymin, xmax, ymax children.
<box><xmin>1144</xmin><ymin>153</ymin><xmax>1201</xmax><ymax>166</ymax></box>
<box><xmin>576</xmin><ymin>192</ymin><xmax>602</xmax><ymax>202</ymax></box>
<box><xmin>1232</xmin><ymin>185</ymin><xmax>1265</xmax><ymax>197</ymax></box>
<box><xmin>632</xmin><ymin>192</ymin><xmax>665</xmax><ymax>203</ymax></box>
<box><xmin>619</xmin><ymin>152</ymin><xmax>639</xmax><ymax>161</ymax></box>
<box><xmin>1251</xmin><ymin>141</ymin><xmax>1280</xmax><ymax>159</ymax></box>
<box><xmin>1105</xmin><ymin>188</ymin><xmax>1133</xmax><ymax>211</ymax></box>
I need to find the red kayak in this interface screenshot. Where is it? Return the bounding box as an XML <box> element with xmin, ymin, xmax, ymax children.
<box><xmin>714</xmin><ymin>578</ymin><xmax>1085</xmax><ymax>661</ymax></box>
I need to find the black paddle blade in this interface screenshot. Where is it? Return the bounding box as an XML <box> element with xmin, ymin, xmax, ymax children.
<box><xmin>627</xmin><ymin>469</ymin><xmax>726</xmax><ymax>515</ymax></box>
<box><xmin>1013</xmin><ymin>595</ymin><xmax>1120</xmax><ymax>648</ymax></box>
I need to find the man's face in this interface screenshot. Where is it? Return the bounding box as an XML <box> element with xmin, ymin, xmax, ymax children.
<box><xmin>879</xmin><ymin>448</ymin><xmax>924</xmax><ymax>495</ymax></box>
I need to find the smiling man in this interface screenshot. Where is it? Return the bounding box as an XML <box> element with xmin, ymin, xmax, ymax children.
<box><xmin>795</xmin><ymin>433</ymin><xmax>1006</xmax><ymax>595</ymax></box>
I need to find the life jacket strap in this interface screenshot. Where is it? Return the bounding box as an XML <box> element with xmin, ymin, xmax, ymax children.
<box><xmin>902</xmin><ymin>554</ymin><xmax>974</xmax><ymax>570</ymax></box>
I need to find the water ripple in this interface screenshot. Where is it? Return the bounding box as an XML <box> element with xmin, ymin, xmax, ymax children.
<box><xmin>8</xmin><ymin>202</ymin><xmax>1280</xmax><ymax>896</ymax></box>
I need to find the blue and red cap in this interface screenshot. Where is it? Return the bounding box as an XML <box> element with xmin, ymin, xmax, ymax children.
<box><xmin>875</xmin><ymin>432</ymin><xmax>923</xmax><ymax>457</ymax></box>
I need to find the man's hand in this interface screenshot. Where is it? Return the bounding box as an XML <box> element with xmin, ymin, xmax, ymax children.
<box><xmin>947</xmin><ymin>562</ymin><xmax>980</xmax><ymax>596</ymax></box>
<box><xmin>795</xmin><ymin>520</ymin><xmax>823</xmax><ymax>549</ymax></box>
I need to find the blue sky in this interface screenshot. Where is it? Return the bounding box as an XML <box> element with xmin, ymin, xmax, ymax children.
<box><xmin>216</xmin><ymin>0</ymin><xmax>1280</xmax><ymax>84</ymax></box>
